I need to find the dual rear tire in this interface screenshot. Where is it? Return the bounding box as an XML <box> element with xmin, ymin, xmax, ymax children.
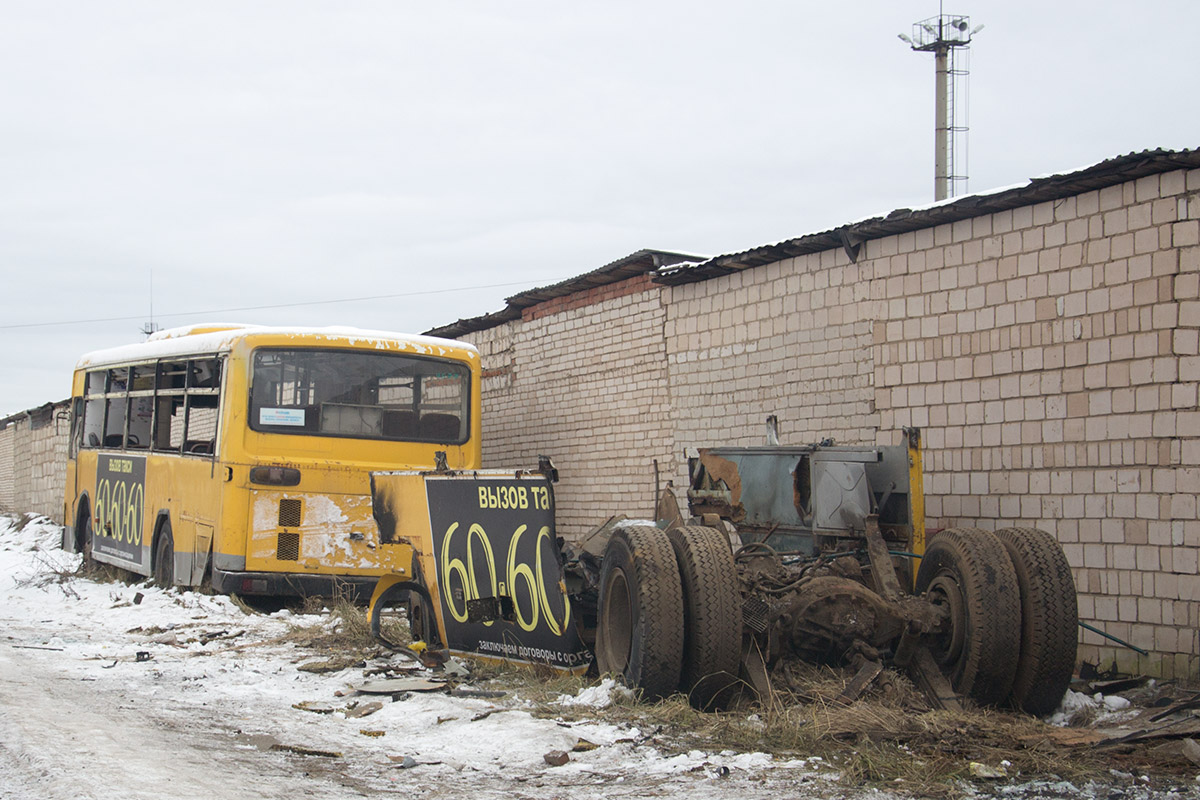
<box><xmin>595</xmin><ymin>524</ymin><xmax>741</xmax><ymax>707</ymax></box>
<box><xmin>916</xmin><ymin>527</ymin><xmax>1077</xmax><ymax>714</ymax></box>
<box><xmin>597</xmin><ymin>522</ymin><xmax>1077</xmax><ymax>715</ymax></box>
<box><xmin>993</xmin><ymin>527</ymin><xmax>1079</xmax><ymax>715</ymax></box>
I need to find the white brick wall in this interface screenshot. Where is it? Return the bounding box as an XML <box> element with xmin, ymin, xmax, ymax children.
<box><xmin>661</xmin><ymin>167</ymin><xmax>1200</xmax><ymax>679</ymax></box>
<box><xmin>462</xmin><ymin>275</ymin><xmax>676</xmax><ymax>537</ymax></box>
<box><xmin>1</xmin><ymin>403</ymin><xmax>70</xmax><ymax>523</ymax></box>
<box><xmin>0</xmin><ymin>425</ymin><xmax>15</xmax><ymax>513</ymax></box>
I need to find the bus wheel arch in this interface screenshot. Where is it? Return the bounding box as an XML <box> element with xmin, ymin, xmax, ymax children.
<box><xmin>152</xmin><ymin>514</ymin><xmax>175</xmax><ymax>588</ymax></box>
<box><xmin>369</xmin><ymin>575</ymin><xmax>438</xmax><ymax>650</ymax></box>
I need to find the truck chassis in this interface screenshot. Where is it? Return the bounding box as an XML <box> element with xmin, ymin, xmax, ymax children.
<box><xmin>369</xmin><ymin>430</ymin><xmax>1078</xmax><ymax>715</ymax></box>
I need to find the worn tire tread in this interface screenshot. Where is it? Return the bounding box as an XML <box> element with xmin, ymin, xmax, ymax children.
<box><xmin>994</xmin><ymin>527</ymin><xmax>1078</xmax><ymax>716</ymax></box>
<box><xmin>597</xmin><ymin>525</ymin><xmax>684</xmax><ymax>699</ymax></box>
<box><xmin>916</xmin><ymin>527</ymin><xmax>1021</xmax><ymax>706</ymax></box>
<box><xmin>666</xmin><ymin>525</ymin><xmax>742</xmax><ymax>708</ymax></box>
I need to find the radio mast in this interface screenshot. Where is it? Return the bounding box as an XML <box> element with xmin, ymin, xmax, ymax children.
<box><xmin>899</xmin><ymin>4</ymin><xmax>983</xmax><ymax>200</ymax></box>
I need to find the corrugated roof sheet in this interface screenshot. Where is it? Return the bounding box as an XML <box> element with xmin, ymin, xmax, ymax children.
<box><xmin>425</xmin><ymin>249</ymin><xmax>702</xmax><ymax>338</ymax></box>
<box><xmin>654</xmin><ymin>148</ymin><xmax>1200</xmax><ymax>285</ymax></box>
<box><xmin>426</xmin><ymin>147</ymin><xmax>1199</xmax><ymax>338</ymax></box>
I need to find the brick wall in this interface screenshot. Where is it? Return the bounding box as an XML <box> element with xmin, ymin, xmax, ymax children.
<box><xmin>0</xmin><ymin>425</ymin><xmax>14</xmax><ymax>513</ymax></box>
<box><xmin>661</xmin><ymin>167</ymin><xmax>1200</xmax><ymax>678</ymax></box>
<box><xmin>665</xmin><ymin>252</ymin><xmax>878</xmax><ymax>451</ymax></box>
<box><xmin>0</xmin><ymin>402</ymin><xmax>70</xmax><ymax>523</ymax></box>
<box><xmin>461</xmin><ymin>274</ymin><xmax>676</xmax><ymax>537</ymax></box>
<box><xmin>452</xmin><ymin>166</ymin><xmax>1198</xmax><ymax>677</ymax></box>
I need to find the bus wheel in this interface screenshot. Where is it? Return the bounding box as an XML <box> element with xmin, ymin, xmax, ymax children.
<box><xmin>665</xmin><ymin>525</ymin><xmax>742</xmax><ymax>709</ymax></box>
<box><xmin>77</xmin><ymin>505</ymin><xmax>96</xmax><ymax>566</ymax></box>
<box><xmin>915</xmin><ymin>528</ymin><xmax>1020</xmax><ymax>707</ymax></box>
<box><xmin>154</xmin><ymin>522</ymin><xmax>175</xmax><ymax>588</ymax></box>
<box><xmin>994</xmin><ymin>528</ymin><xmax>1078</xmax><ymax>716</ymax></box>
<box><xmin>408</xmin><ymin>592</ymin><xmax>434</xmax><ymax>644</ymax></box>
<box><xmin>595</xmin><ymin>525</ymin><xmax>684</xmax><ymax>700</ymax></box>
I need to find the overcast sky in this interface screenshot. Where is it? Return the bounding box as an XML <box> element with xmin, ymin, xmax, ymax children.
<box><xmin>2</xmin><ymin>1</ymin><xmax>1197</xmax><ymax>417</ymax></box>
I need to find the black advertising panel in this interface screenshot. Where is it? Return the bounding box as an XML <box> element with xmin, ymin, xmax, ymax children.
<box><xmin>425</xmin><ymin>475</ymin><xmax>590</xmax><ymax>670</ymax></box>
<box><xmin>94</xmin><ymin>454</ymin><xmax>147</xmax><ymax>564</ymax></box>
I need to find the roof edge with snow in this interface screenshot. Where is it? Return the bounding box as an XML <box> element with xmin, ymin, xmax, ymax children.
<box><xmin>425</xmin><ymin>249</ymin><xmax>702</xmax><ymax>339</ymax></box>
<box><xmin>655</xmin><ymin>147</ymin><xmax>1200</xmax><ymax>285</ymax></box>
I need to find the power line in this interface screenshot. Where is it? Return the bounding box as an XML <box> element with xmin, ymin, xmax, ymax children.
<box><xmin>0</xmin><ymin>280</ymin><xmax>535</xmax><ymax>331</ymax></box>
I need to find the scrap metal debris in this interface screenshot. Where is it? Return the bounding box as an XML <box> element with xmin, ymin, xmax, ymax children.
<box><xmin>344</xmin><ymin>701</ymin><xmax>384</xmax><ymax>719</ymax></box>
<box><xmin>298</xmin><ymin>655</ymin><xmax>364</xmax><ymax>674</ymax></box>
<box><xmin>355</xmin><ymin>677</ymin><xmax>445</xmax><ymax>694</ymax></box>
<box><xmin>1182</xmin><ymin>738</ymin><xmax>1200</xmax><ymax>766</ymax></box>
<box><xmin>450</xmin><ymin>687</ymin><xmax>507</xmax><ymax>699</ymax></box>
<box><xmin>270</xmin><ymin>743</ymin><xmax>342</xmax><ymax>758</ymax></box>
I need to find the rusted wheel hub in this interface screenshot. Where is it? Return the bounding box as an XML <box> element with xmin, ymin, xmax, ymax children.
<box><xmin>784</xmin><ymin>576</ymin><xmax>897</xmax><ymax>663</ymax></box>
<box><xmin>924</xmin><ymin>573</ymin><xmax>967</xmax><ymax>670</ymax></box>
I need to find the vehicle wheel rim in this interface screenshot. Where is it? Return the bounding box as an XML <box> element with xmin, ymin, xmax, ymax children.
<box><xmin>600</xmin><ymin>567</ymin><xmax>632</xmax><ymax>672</ymax></box>
<box><xmin>927</xmin><ymin>572</ymin><xmax>967</xmax><ymax>670</ymax></box>
<box><xmin>408</xmin><ymin>595</ymin><xmax>426</xmax><ymax>642</ymax></box>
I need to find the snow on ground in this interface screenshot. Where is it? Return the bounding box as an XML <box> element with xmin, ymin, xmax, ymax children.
<box><xmin>0</xmin><ymin>513</ymin><xmax>839</xmax><ymax>800</ymax></box>
<box><xmin>1048</xmin><ymin>690</ymin><xmax>1140</xmax><ymax>728</ymax></box>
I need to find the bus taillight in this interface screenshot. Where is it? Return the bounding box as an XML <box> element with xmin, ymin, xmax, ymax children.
<box><xmin>249</xmin><ymin>466</ymin><xmax>301</xmax><ymax>486</ymax></box>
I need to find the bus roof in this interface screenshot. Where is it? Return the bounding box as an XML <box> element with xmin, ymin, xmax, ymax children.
<box><xmin>75</xmin><ymin>324</ymin><xmax>478</xmax><ymax>370</ymax></box>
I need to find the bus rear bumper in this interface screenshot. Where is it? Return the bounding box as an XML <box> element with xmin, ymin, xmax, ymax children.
<box><xmin>212</xmin><ymin>567</ymin><xmax>376</xmax><ymax>600</ymax></box>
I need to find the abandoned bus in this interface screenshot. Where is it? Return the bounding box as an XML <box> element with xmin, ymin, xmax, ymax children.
<box><xmin>62</xmin><ymin>324</ymin><xmax>480</xmax><ymax>597</ymax></box>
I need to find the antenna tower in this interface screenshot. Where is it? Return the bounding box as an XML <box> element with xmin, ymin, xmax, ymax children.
<box><xmin>141</xmin><ymin>267</ymin><xmax>160</xmax><ymax>338</ymax></box>
<box><xmin>899</xmin><ymin>5</ymin><xmax>982</xmax><ymax>200</ymax></box>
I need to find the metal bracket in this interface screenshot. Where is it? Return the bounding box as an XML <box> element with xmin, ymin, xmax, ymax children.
<box><xmin>838</xmin><ymin>229</ymin><xmax>864</xmax><ymax>263</ymax></box>
<box><xmin>740</xmin><ymin>636</ymin><xmax>776</xmax><ymax>708</ymax></box>
<box><xmin>864</xmin><ymin>515</ymin><xmax>903</xmax><ymax>600</ymax></box>
<box><xmin>909</xmin><ymin>646</ymin><xmax>963</xmax><ymax>712</ymax></box>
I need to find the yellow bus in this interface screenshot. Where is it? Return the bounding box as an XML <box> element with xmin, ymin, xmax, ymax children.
<box><xmin>62</xmin><ymin>324</ymin><xmax>481</xmax><ymax>597</ymax></box>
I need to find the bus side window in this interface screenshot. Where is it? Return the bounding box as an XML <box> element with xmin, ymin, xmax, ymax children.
<box><xmin>190</xmin><ymin>358</ymin><xmax>221</xmax><ymax>389</ymax></box>
<box><xmin>82</xmin><ymin>370</ymin><xmax>105</xmax><ymax>448</ymax></box>
<box><xmin>69</xmin><ymin>397</ymin><xmax>84</xmax><ymax>457</ymax></box>
<box><xmin>185</xmin><ymin>395</ymin><xmax>219</xmax><ymax>457</ymax></box>
<box><xmin>82</xmin><ymin>397</ymin><xmax>105</xmax><ymax>448</ymax></box>
<box><xmin>103</xmin><ymin>397</ymin><xmax>127</xmax><ymax>448</ymax></box>
<box><xmin>127</xmin><ymin>396</ymin><xmax>153</xmax><ymax>450</ymax></box>
<box><xmin>153</xmin><ymin>396</ymin><xmax>184</xmax><ymax>453</ymax></box>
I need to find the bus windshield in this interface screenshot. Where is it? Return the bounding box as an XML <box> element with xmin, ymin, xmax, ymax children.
<box><xmin>249</xmin><ymin>349</ymin><xmax>470</xmax><ymax>444</ymax></box>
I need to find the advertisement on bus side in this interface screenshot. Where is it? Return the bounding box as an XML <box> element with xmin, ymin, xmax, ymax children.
<box><xmin>93</xmin><ymin>454</ymin><xmax>146</xmax><ymax>564</ymax></box>
<box><xmin>425</xmin><ymin>476</ymin><xmax>590</xmax><ymax>670</ymax></box>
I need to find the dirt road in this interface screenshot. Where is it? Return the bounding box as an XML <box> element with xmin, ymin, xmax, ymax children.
<box><xmin>0</xmin><ymin>614</ymin><xmax>842</xmax><ymax>800</ymax></box>
<box><xmin>0</xmin><ymin>622</ymin><xmax>363</xmax><ymax>799</ymax></box>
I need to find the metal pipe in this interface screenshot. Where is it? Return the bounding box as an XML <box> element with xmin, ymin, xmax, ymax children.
<box><xmin>934</xmin><ymin>45</ymin><xmax>950</xmax><ymax>201</ymax></box>
<box><xmin>1078</xmin><ymin>621</ymin><xmax>1150</xmax><ymax>656</ymax></box>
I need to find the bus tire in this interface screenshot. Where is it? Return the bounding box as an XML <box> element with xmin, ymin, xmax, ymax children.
<box><xmin>76</xmin><ymin>502</ymin><xmax>95</xmax><ymax>565</ymax></box>
<box><xmin>596</xmin><ymin>525</ymin><xmax>684</xmax><ymax>700</ymax></box>
<box><xmin>154</xmin><ymin>521</ymin><xmax>175</xmax><ymax>588</ymax></box>
<box><xmin>915</xmin><ymin>527</ymin><xmax>1020</xmax><ymax>707</ymax></box>
<box><xmin>994</xmin><ymin>528</ymin><xmax>1078</xmax><ymax>716</ymax></box>
<box><xmin>665</xmin><ymin>525</ymin><xmax>742</xmax><ymax>709</ymax></box>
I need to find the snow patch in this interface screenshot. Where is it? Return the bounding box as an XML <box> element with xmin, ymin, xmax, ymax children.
<box><xmin>553</xmin><ymin>677</ymin><xmax>633</xmax><ymax>708</ymax></box>
<box><xmin>1047</xmin><ymin>689</ymin><xmax>1139</xmax><ymax>726</ymax></box>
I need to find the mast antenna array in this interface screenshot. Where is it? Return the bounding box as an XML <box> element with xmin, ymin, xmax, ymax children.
<box><xmin>898</xmin><ymin>6</ymin><xmax>982</xmax><ymax>200</ymax></box>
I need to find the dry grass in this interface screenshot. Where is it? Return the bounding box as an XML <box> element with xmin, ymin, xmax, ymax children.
<box><xmin>245</xmin><ymin>603</ymin><xmax>1195</xmax><ymax>795</ymax></box>
<box><xmin>450</xmin><ymin>657</ymin><xmax>1138</xmax><ymax>796</ymax></box>
<box><xmin>10</xmin><ymin>512</ymin><xmax>37</xmax><ymax>532</ymax></box>
<box><xmin>76</xmin><ymin>556</ymin><xmax>137</xmax><ymax>585</ymax></box>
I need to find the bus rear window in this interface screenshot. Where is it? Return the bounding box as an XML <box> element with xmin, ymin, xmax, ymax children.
<box><xmin>249</xmin><ymin>349</ymin><xmax>470</xmax><ymax>444</ymax></box>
